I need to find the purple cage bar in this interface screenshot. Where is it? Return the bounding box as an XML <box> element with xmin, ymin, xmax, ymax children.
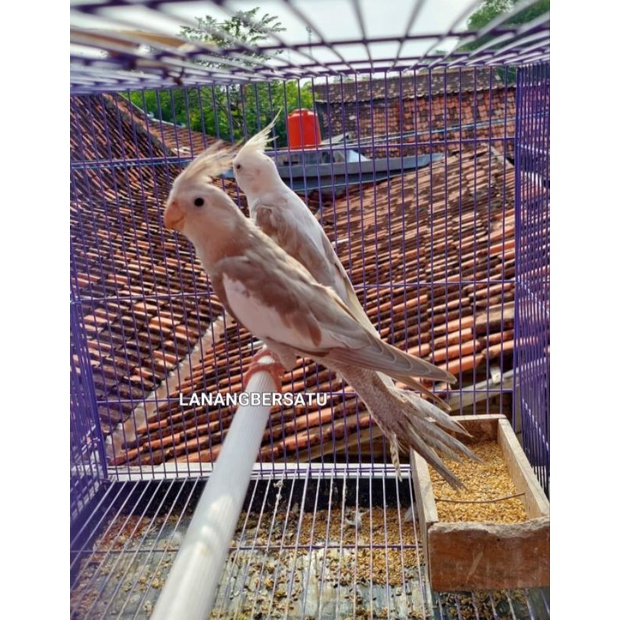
<box><xmin>514</xmin><ymin>62</ymin><xmax>550</xmax><ymax>495</ymax></box>
<box><xmin>70</xmin><ymin>2</ymin><xmax>550</xmax><ymax>617</ymax></box>
<box><xmin>70</xmin><ymin>69</ymin><xmax>525</xmax><ymax>476</ymax></box>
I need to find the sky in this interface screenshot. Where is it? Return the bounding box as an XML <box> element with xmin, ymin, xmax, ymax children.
<box><xmin>71</xmin><ymin>0</ymin><xmax>482</xmax><ymax>66</ymax></box>
<box><xmin>193</xmin><ymin>0</ymin><xmax>478</xmax><ymax>48</ymax></box>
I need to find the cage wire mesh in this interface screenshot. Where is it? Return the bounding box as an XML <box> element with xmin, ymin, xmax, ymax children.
<box><xmin>70</xmin><ymin>1</ymin><xmax>550</xmax><ymax>618</ymax></box>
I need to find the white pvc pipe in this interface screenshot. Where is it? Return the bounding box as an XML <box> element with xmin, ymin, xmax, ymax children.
<box><xmin>151</xmin><ymin>356</ymin><xmax>277</xmax><ymax>620</ymax></box>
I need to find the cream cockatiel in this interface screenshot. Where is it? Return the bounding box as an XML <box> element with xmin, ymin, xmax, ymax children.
<box><xmin>164</xmin><ymin>143</ymin><xmax>476</xmax><ymax>488</ymax></box>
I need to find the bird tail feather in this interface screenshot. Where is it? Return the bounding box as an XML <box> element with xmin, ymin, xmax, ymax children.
<box><xmin>376</xmin><ymin>370</ymin><xmax>452</xmax><ymax>412</ymax></box>
<box><xmin>336</xmin><ymin>365</ymin><xmax>479</xmax><ymax>489</ymax></box>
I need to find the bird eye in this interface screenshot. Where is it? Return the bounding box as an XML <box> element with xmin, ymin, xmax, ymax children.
<box><xmin>194</xmin><ymin>197</ymin><xmax>205</xmax><ymax>207</ymax></box>
<box><xmin>235</xmin><ymin>163</ymin><xmax>242</xmax><ymax>170</ymax></box>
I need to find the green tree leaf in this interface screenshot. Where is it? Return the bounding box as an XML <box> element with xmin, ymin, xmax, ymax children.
<box><xmin>127</xmin><ymin>8</ymin><xmax>315</xmax><ymax>145</ymax></box>
<box><xmin>460</xmin><ymin>0</ymin><xmax>550</xmax><ymax>52</ymax></box>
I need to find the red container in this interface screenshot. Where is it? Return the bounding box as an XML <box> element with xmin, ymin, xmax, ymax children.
<box><xmin>286</xmin><ymin>109</ymin><xmax>322</xmax><ymax>149</ymax></box>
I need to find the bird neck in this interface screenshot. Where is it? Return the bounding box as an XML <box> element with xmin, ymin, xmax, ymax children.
<box><xmin>191</xmin><ymin>209</ymin><xmax>252</xmax><ymax>270</ymax></box>
<box><xmin>247</xmin><ymin>165</ymin><xmax>282</xmax><ymax>197</ymax></box>
<box><xmin>243</xmin><ymin>178</ymin><xmax>268</xmax><ymax>198</ymax></box>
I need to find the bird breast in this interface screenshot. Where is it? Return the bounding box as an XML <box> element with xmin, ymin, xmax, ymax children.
<box><xmin>222</xmin><ymin>274</ymin><xmax>318</xmax><ymax>351</ymax></box>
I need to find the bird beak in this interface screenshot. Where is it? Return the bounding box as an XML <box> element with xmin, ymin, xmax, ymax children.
<box><xmin>164</xmin><ymin>200</ymin><xmax>184</xmax><ymax>231</ymax></box>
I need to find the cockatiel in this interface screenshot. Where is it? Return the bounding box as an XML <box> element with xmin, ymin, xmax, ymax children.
<box><xmin>164</xmin><ymin>143</ymin><xmax>477</xmax><ymax>488</ymax></box>
<box><xmin>231</xmin><ymin>123</ymin><xmax>473</xmax><ymax>479</ymax></box>
<box><xmin>231</xmin><ymin>120</ymin><xmax>451</xmax><ymax>411</ymax></box>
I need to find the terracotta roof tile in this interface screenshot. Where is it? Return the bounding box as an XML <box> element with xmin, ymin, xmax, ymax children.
<box><xmin>70</xmin><ymin>95</ymin><xmax>517</xmax><ymax>469</ymax></box>
<box><xmin>313</xmin><ymin>68</ymin><xmax>508</xmax><ymax>103</ymax></box>
<box><xmin>112</xmin><ymin>94</ymin><xmax>224</xmax><ymax>155</ymax></box>
<box><xmin>315</xmin><ymin>84</ymin><xmax>516</xmax><ymax>160</ymax></box>
<box><xmin>114</xmin><ymin>149</ymin><xmax>515</xmax><ymax>467</ymax></box>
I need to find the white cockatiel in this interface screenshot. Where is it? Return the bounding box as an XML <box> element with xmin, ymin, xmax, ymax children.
<box><xmin>164</xmin><ymin>143</ymin><xmax>477</xmax><ymax>488</ymax></box>
<box><xmin>231</xmin><ymin>123</ymin><xmax>475</xmax><ymax>478</ymax></box>
<box><xmin>231</xmin><ymin>121</ymin><xmax>452</xmax><ymax>412</ymax></box>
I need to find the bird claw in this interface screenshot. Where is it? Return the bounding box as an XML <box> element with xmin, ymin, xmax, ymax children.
<box><xmin>243</xmin><ymin>348</ymin><xmax>286</xmax><ymax>392</ymax></box>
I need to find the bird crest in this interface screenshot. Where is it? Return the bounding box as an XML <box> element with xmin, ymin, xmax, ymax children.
<box><xmin>177</xmin><ymin>141</ymin><xmax>237</xmax><ymax>184</ymax></box>
<box><xmin>237</xmin><ymin>110</ymin><xmax>281</xmax><ymax>157</ymax></box>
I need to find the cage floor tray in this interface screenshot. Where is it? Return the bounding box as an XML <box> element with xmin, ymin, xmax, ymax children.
<box><xmin>411</xmin><ymin>414</ymin><xmax>549</xmax><ymax>592</ymax></box>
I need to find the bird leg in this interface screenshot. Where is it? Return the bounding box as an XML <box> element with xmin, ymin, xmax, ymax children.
<box><xmin>243</xmin><ymin>347</ymin><xmax>286</xmax><ymax>392</ymax></box>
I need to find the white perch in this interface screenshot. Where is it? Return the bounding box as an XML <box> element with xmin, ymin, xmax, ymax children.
<box><xmin>151</xmin><ymin>355</ymin><xmax>278</xmax><ymax>620</ymax></box>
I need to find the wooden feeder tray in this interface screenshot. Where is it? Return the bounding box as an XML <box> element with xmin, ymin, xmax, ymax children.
<box><xmin>411</xmin><ymin>414</ymin><xmax>549</xmax><ymax>592</ymax></box>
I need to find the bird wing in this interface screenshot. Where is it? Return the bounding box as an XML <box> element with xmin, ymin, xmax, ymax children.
<box><xmin>321</xmin><ymin>337</ymin><xmax>455</xmax><ymax>383</ymax></box>
<box><xmin>212</xmin><ymin>250</ymin><xmax>362</xmax><ymax>353</ymax></box>
<box><xmin>211</xmin><ymin>242</ymin><xmax>455</xmax><ymax>384</ymax></box>
<box><xmin>252</xmin><ymin>191</ymin><xmax>376</xmax><ymax>332</ymax></box>
<box><xmin>316</xmin><ymin>223</ymin><xmax>454</xmax><ymax>402</ymax></box>
<box><xmin>252</xmin><ymin>198</ymin><xmax>454</xmax><ymax>396</ymax></box>
<box><xmin>253</xmin><ymin>199</ymin><xmax>348</xmax><ymax>300</ymax></box>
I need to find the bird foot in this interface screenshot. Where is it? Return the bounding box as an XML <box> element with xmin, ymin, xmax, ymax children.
<box><xmin>243</xmin><ymin>348</ymin><xmax>286</xmax><ymax>392</ymax></box>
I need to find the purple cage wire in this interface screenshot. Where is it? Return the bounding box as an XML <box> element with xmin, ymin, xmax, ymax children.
<box><xmin>70</xmin><ymin>1</ymin><xmax>550</xmax><ymax>618</ymax></box>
